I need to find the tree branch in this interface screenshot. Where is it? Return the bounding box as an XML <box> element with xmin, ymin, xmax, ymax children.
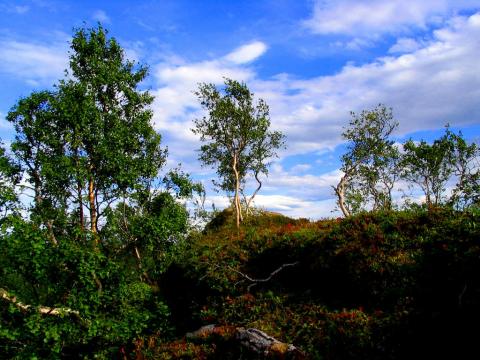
<box><xmin>246</xmin><ymin>171</ymin><xmax>262</xmax><ymax>215</ymax></box>
<box><xmin>0</xmin><ymin>288</ymin><xmax>80</xmax><ymax>317</ymax></box>
<box><xmin>228</xmin><ymin>262</ymin><xmax>300</xmax><ymax>291</ymax></box>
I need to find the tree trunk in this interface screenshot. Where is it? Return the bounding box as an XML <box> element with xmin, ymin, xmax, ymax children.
<box><xmin>1</xmin><ymin>288</ymin><xmax>80</xmax><ymax>317</ymax></box>
<box><xmin>232</xmin><ymin>154</ymin><xmax>242</xmax><ymax>228</ymax></box>
<box><xmin>246</xmin><ymin>171</ymin><xmax>262</xmax><ymax>216</ymax></box>
<box><xmin>77</xmin><ymin>180</ymin><xmax>84</xmax><ymax>231</ymax></box>
<box><xmin>334</xmin><ymin>173</ymin><xmax>350</xmax><ymax>217</ymax></box>
<box><xmin>88</xmin><ymin>175</ymin><xmax>98</xmax><ymax>241</ymax></box>
<box><xmin>74</xmin><ymin>150</ymin><xmax>84</xmax><ymax>231</ymax></box>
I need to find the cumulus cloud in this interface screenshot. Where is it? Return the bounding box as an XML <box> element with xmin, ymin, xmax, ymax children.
<box><xmin>205</xmin><ymin>193</ymin><xmax>339</xmax><ymax>219</ymax></box>
<box><xmin>304</xmin><ymin>0</ymin><xmax>442</xmax><ymax>35</ymax></box>
<box><xmin>388</xmin><ymin>38</ymin><xmax>422</xmax><ymax>53</ymax></box>
<box><xmin>252</xmin><ymin>195</ymin><xmax>338</xmax><ymax>219</ymax></box>
<box><xmin>254</xmin><ymin>12</ymin><xmax>480</xmax><ymax>154</ymax></box>
<box><xmin>0</xmin><ymin>36</ymin><xmax>68</xmax><ymax>86</ymax></box>
<box><xmin>303</xmin><ymin>0</ymin><xmax>479</xmax><ymax>37</ymax></box>
<box><xmin>150</xmin><ymin>41</ymin><xmax>268</xmax><ymax>170</ymax></box>
<box><xmin>224</xmin><ymin>41</ymin><xmax>268</xmax><ymax>64</ymax></box>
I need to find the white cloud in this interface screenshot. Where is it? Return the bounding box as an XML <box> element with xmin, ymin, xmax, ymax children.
<box><xmin>303</xmin><ymin>0</ymin><xmax>479</xmax><ymax>41</ymax></box>
<box><xmin>0</xmin><ymin>112</ymin><xmax>13</xmax><ymax>131</ymax></box>
<box><xmin>92</xmin><ymin>10</ymin><xmax>110</xmax><ymax>24</ymax></box>
<box><xmin>253</xmin><ymin>195</ymin><xmax>338</xmax><ymax>219</ymax></box>
<box><xmin>305</xmin><ymin>0</ymin><xmax>439</xmax><ymax>35</ymax></box>
<box><xmin>389</xmin><ymin>38</ymin><xmax>422</xmax><ymax>53</ymax></box>
<box><xmin>290</xmin><ymin>163</ymin><xmax>311</xmax><ymax>173</ymax></box>
<box><xmin>205</xmin><ymin>193</ymin><xmax>339</xmax><ymax>219</ymax></box>
<box><xmin>253</xmin><ymin>12</ymin><xmax>480</xmax><ymax>154</ymax></box>
<box><xmin>224</xmin><ymin>41</ymin><xmax>267</xmax><ymax>64</ymax></box>
<box><xmin>150</xmin><ymin>41</ymin><xmax>268</xmax><ymax>170</ymax></box>
<box><xmin>0</xmin><ymin>36</ymin><xmax>68</xmax><ymax>86</ymax></box>
<box><xmin>1</xmin><ymin>4</ymin><xmax>30</xmax><ymax>14</ymax></box>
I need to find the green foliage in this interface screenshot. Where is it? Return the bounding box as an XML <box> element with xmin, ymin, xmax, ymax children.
<box><xmin>0</xmin><ymin>24</ymin><xmax>196</xmax><ymax>358</ymax></box>
<box><xmin>0</xmin><ymin>214</ymin><xmax>174</xmax><ymax>358</ymax></box>
<box><xmin>401</xmin><ymin>132</ymin><xmax>455</xmax><ymax>207</ymax></box>
<box><xmin>7</xmin><ymin>24</ymin><xmax>166</xmax><ymax>236</ymax></box>
<box><xmin>64</xmin><ymin>24</ymin><xmax>166</xmax><ymax>194</ymax></box>
<box><xmin>446</xmin><ymin>129</ymin><xmax>480</xmax><ymax>209</ymax></box>
<box><xmin>0</xmin><ymin>143</ymin><xmax>19</xmax><ymax>217</ymax></box>
<box><xmin>338</xmin><ymin>107</ymin><xmax>479</xmax><ymax>213</ymax></box>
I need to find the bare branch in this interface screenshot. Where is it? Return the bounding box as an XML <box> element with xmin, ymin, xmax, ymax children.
<box><xmin>0</xmin><ymin>288</ymin><xmax>80</xmax><ymax>317</ymax></box>
<box><xmin>228</xmin><ymin>262</ymin><xmax>300</xmax><ymax>291</ymax></box>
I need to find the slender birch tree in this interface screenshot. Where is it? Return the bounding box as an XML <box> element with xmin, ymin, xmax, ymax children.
<box><xmin>334</xmin><ymin>105</ymin><xmax>399</xmax><ymax>216</ymax></box>
<box><xmin>193</xmin><ymin>78</ymin><xmax>284</xmax><ymax>228</ymax></box>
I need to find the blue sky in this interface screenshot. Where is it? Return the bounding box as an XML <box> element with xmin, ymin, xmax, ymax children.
<box><xmin>1</xmin><ymin>0</ymin><xmax>480</xmax><ymax>218</ymax></box>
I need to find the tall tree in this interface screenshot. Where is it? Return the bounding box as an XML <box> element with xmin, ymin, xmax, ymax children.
<box><xmin>1</xmin><ymin>25</ymin><xmax>197</xmax><ymax>358</ymax></box>
<box><xmin>334</xmin><ymin>105</ymin><xmax>399</xmax><ymax>217</ymax></box>
<box><xmin>193</xmin><ymin>78</ymin><xmax>285</xmax><ymax>227</ymax></box>
<box><xmin>62</xmin><ymin>25</ymin><xmax>166</xmax><ymax>237</ymax></box>
<box><xmin>7</xmin><ymin>25</ymin><xmax>166</xmax><ymax>243</ymax></box>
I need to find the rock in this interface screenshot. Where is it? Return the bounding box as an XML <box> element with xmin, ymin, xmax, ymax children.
<box><xmin>236</xmin><ymin>327</ymin><xmax>304</xmax><ymax>358</ymax></box>
<box><xmin>186</xmin><ymin>324</ymin><xmax>305</xmax><ymax>358</ymax></box>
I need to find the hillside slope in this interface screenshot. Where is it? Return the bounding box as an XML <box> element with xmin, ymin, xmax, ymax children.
<box><xmin>142</xmin><ymin>208</ymin><xmax>480</xmax><ymax>359</ymax></box>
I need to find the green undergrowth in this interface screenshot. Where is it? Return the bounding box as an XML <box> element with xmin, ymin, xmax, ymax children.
<box><xmin>152</xmin><ymin>208</ymin><xmax>480</xmax><ymax>359</ymax></box>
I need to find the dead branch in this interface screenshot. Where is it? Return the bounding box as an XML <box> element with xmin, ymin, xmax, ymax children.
<box><xmin>246</xmin><ymin>171</ymin><xmax>262</xmax><ymax>216</ymax></box>
<box><xmin>229</xmin><ymin>262</ymin><xmax>300</xmax><ymax>291</ymax></box>
<box><xmin>0</xmin><ymin>288</ymin><xmax>80</xmax><ymax>317</ymax></box>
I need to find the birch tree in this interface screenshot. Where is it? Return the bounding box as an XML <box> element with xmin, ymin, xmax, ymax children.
<box><xmin>334</xmin><ymin>105</ymin><xmax>399</xmax><ymax>216</ymax></box>
<box><xmin>7</xmin><ymin>25</ymin><xmax>166</xmax><ymax>243</ymax></box>
<box><xmin>193</xmin><ymin>79</ymin><xmax>285</xmax><ymax>228</ymax></box>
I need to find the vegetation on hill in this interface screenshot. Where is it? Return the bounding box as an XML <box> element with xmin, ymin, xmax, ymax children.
<box><xmin>145</xmin><ymin>208</ymin><xmax>480</xmax><ymax>359</ymax></box>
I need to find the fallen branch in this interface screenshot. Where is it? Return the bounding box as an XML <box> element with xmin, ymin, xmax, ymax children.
<box><xmin>229</xmin><ymin>261</ymin><xmax>300</xmax><ymax>291</ymax></box>
<box><xmin>0</xmin><ymin>288</ymin><xmax>80</xmax><ymax>317</ymax></box>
